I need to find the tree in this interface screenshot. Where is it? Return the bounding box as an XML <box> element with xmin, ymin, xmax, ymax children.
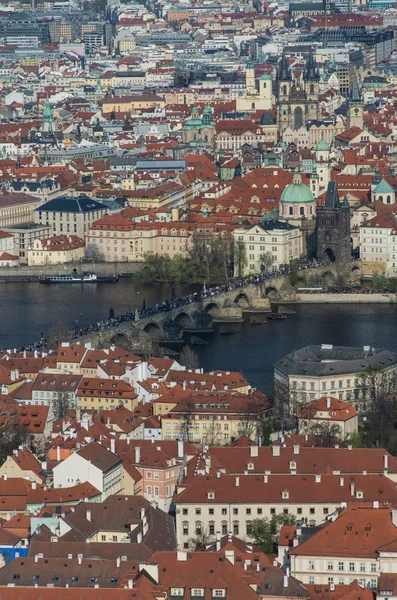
<box><xmin>136</xmin><ymin>254</ymin><xmax>172</xmax><ymax>283</ymax></box>
<box><xmin>189</xmin><ymin>231</ymin><xmax>233</xmax><ymax>283</ymax></box>
<box><xmin>84</xmin><ymin>243</ymin><xmax>105</xmax><ymax>263</ymax></box>
<box><xmin>234</xmin><ymin>240</ymin><xmax>247</xmax><ymax>278</ymax></box>
<box><xmin>259</xmin><ymin>252</ymin><xmax>274</xmax><ymax>274</ymax></box>
<box><xmin>249</xmin><ymin>514</ymin><xmax>296</xmax><ymax>553</ymax></box>
<box><xmin>179</xmin><ymin>399</ymin><xmax>195</xmax><ymax>443</ymax></box>
<box><xmin>188</xmin><ymin>526</ymin><xmax>213</xmax><ymax>551</ymax></box>
<box><xmin>372</xmin><ymin>272</ymin><xmax>388</xmax><ymax>291</ymax></box>
<box><xmin>237</xmin><ymin>393</ymin><xmax>270</xmax><ymax>445</ymax></box>
<box><xmin>0</xmin><ymin>419</ymin><xmax>29</xmax><ymax>466</ymax></box>
<box><xmin>179</xmin><ymin>346</ymin><xmax>200</xmax><ymax>369</ymax></box>
<box><xmin>53</xmin><ymin>390</ymin><xmax>72</xmax><ymax>420</ymax></box>
<box><xmin>169</xmin><ymin>255</ymin><xmax>206</xmax><ymax>284</ymax></box>
<box><xmin>310</xmin><ymin>421</ymin><xmax>348</xmax><ymax>448</ymax></box>
<box><xmin>288</xmin><ymin>260</ymin><xmax>299</xmax><ymax>287</ymax></box>
<box><xmin>358</xmin><ymin>366</ymin><xmax>397</xmax><ymax>452</ymax></box>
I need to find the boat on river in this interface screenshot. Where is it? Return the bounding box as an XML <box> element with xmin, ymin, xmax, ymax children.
<box><xmin>39</xmin><ymin>273</ymin><xmax>119</xmax><ymax>284</ymax></box>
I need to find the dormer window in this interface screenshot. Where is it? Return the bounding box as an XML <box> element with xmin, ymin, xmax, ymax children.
<box><xmin>356</xmin><ymin>491</ymin><xmax>364</xmax><ymax>499</ymax></box>
<box><xmin>282</xmin><ymin>490</ymin><xmax>289</xmax><ymax>500</ymax></box>
<box><xmin>289</xmin><ymin>461</ymin><xmax>296</xmax><ymax>469</ymax></box>
<box><xmin>247</xmin><ymin>463</ymin><xmax>254</xmax><ymax>470</ymax></box>
<box><xmin>207</xmin><ymin>491</ymin><xmax>215</xmax><ymax>500</ymax></box>
<box><xmin>171</xmin><ymin>589</ymin><xmax>184</xmax><ymax>596</ymax></box>
<box><xmin>214</xmin><ymin>590</ymin><xmax>226</xmax><ymax>597</ymax></box>
<box><xmin>192</xmin><ymin>590</ymin><xmax>204</xmax><ymax>597</ymax></box>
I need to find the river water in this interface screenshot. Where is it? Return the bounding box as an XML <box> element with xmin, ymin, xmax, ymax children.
<box><xmin>1</xmin><ymin>279</ymin><xmax>397</xmax><ymax>394</ymax></box>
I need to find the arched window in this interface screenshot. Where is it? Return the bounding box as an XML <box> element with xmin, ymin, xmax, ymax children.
<box><xmin>300</xmin><ymin>206</ymin><xmax>305</xmax><ymax>216</ymax></box>
<box><xmin>289</xmin><ymin>206</ymin><xmax>293</xmax><ymax>216</ymax></box>
<box><xmin>378</xmin><ymin>196</ymin><xmax>383</xmax><ymax>202</ymax></box>
<box><xmin>252</xmin><ymin>102</ymin><xmax>255</xmax><ymax>109</ymax></box>
<box><xmin>282</xmin><ymin>84</ymin><xmax>287</xmax><ymax>95</ymax></box>
<box><xmin>310</xmin><ymin>84</ymin><xmax>314</xmax><ymax>95</ymax></box>
<box><xmin>387</xmin><ymin>195</ymin><xmax>391</xmax><ymax>204</ymax></box>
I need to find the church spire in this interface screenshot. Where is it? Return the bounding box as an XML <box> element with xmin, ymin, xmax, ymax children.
<box><xmin>304</xmin><ymin>52</ymin><xmax>319</xmax><ymax>81</ymax></box>
<box><xmin>279</xmin><ymin>54</ymin><xmax>291</xmax><ymax>81</ymax></box>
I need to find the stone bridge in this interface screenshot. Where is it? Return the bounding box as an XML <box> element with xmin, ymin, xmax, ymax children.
<box><xmin>75</xmin><ymin>263</ymin><xmax>360</xmax><ymax>347</ymax></box>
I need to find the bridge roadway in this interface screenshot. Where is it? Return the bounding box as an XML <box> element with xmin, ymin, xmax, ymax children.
<box><xmin>69</xmin><ymin>262</ymin><xmax>355</xmax><ymax>346</ymax></box>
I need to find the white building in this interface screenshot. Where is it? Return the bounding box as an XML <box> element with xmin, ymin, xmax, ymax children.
<box><xmin>233</xmin><ymin>217</ymin><xmax>303</xmax><ymax>276</ymax></box>
<box><xmin>360</xmin><ymin>202</ymin><xmax>397</xmax><ymax>276</ymax></box>
<box><xmin>53</xmin><ymin>441</ymin><xmax>122</xmax><ymax>500</ymax></box>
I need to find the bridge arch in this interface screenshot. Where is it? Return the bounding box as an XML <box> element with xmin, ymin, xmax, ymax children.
<box><xmin>234</xmin><ymin>292</ymin><xmax>250</xmax><ymax>308</ymax></box>
<box><xmin>143</xmin><ymin>322</ymin><xmax>162</xmax><ymax>337</ymax></box>
<box><xmin>265</xmin><ymin>285</ymin><xmax>278</xmax><ymax>298</ymax></box>
<box><xmin>204</xmin><ymin>302</ymin><xmax>222</xmax><ymax>318</ymax></box>
<box><xmin>173</xmin><ymin>311</ymin><xmax>194</xmax><ymax>328</ymax></box>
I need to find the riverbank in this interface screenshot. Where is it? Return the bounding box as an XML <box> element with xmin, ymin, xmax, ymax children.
<box><xmin>292</xmin><ymin>293</ymin><xmax>396</xmax><ymax>303</ymax></box>
<box><xmin>0</xmin><ymin>262</ymin><xmax>141</xmax><ymax>281</ymax></box>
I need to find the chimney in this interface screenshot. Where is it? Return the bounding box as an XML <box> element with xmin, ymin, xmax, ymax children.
<box><xmin>225</xmin><ymin>550</ymin><xmax>235</xmax><ymax>565</ymax></box>
<box><xmin>339</xmin><ymin>477</ymin><xmax>344</xmax><ymax>487</ymax></box>
<box><xmin>86</xmin><ymin>509</ymin><xmax>91</xmax><ymax>521</ymax></box>
<box><xmin>116</xmin><ymin>557</ymin><xmax>121</xmax><ymax>568</ymax></box>
<box><xmin>178</xmin><ymin>440</ymin><xmax>184</xmax><ymax>459</ymax></box>
<box><xmin>235</xmin><ymin>476</ymin><xmax>239</xmax><ymax>487</ymax></box>
<box><xmin>140</xmin><ymin>508</ymin><xmax>145</xmax><ymax>520</ymax></box>
<box><xmin>293</xmin><ymin>444</ymin><xmax>300</xmax><ymax>455</ymax></box>
<box><xmin>326</xmin><ymin>397</ymin><xmax>331</xmax><ymax>409</ymax></box>
<box><xmin>330</xmin><ymin>582</ymin><xmax>335</xmax><ymax>591</ymax></box>
<box><xmin>34</xmin><ymin>555</ymin><xmax>38</xmax><ymax>563</ymax></box>
<box><xmin>135</xmin><ymin>446</ymin><xmax>141</xmax><ymax>464</ymax></box>
<box><xmin>177</xmin><ymin>551</ymin><xmax>188</xmax><ymax>562</ymax></box>
<box><xmin>315</xmin><ymin>474</ymin><xmax>321</xmax><ymax>483</ymax></box>
<box><xmin>250</xmin><ymin>446</ymin><xmax>259</xmax><ymax>458</ymax></box>
<box><xmin>373</xmin><ymin>500</ymin><xmax>379</xmax><ymax>509</ymax></box>
<box><xmin>56</xmin><ymin>446</ymin><xmax>61</xmax><ymax>462</ymax></box>
<box><xmin>264</xmin><ymin>474</ymin><xmax>268</xmax><ymax>483</ymax></box>
<box><xmin>283</xmin><ymin>576</ymin><xmax>288</xmax><ymax>588</ymax></box>
<box><xmin>77</xmin><ymin>554</ymin><xmax>82</xmax><ymax>565</ymax></box>
<box><xmin>216</xmin><ymin>531</ymin><xmax>221</xmax><ymax>551</ymax></box>
<box><xmin>128</xmin><ymin>579</ymin><xmax>134</xmax><ymax>589</ymax></box>
<box><xmin>350</xmin><ymin>482</ymin><xmax>355</xmax><ymax>496</ymax></box>
<box><xmin>110</xmin><ymin>438</ymin><xmax>115</xmax><ymax>454</ymax></box>
<box><xmin>32</xmin><ymin>481</ymin><xmax>37</xmax><ymax>490</ymax></box>
<box><xmin>3</xmin><ymin>474</ymin><xmax>7</xmax><ymax>481</ymax></box>
<box><xmin>272</xmin><ymin>446</ymin><xmax>280</xmax><ymax>457</ymax></box>
<box><xmin>384</xmin><ymin>454</ymin><xmax>389</xmax><ymax>471</ymax></box>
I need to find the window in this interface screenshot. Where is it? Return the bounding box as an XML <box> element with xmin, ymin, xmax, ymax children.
<box><xmin>233</xmin><ymin>522</ymin><xmax>239</xmax><ymax>535</ymax></box>
<box><xmin>257</xmin><ymin>508</ymin><xmax>263</xmax><ymax>515</ymax></box>
<box><xmin>360</xmin><ymin>563</ymin><xmax>365</xmax><ymax>572</ymax></box>
<box><xmin>183</xmin><ymin>508</ymin><xmax>188</xmax><ymax>515</ymax></box>
<box><xmin>328</xmin><ymin>578</ymin><xmax>334</xmax><ymax>586</ymax></box>
<box><xmin>101</xmin><ymin>535</ymin><xmax>106</xmax><ymax>541</ymax></box>
<box><xmin>146</xmin><ymin>486</ymin><xmax>152</xmax><ymax>495</ymax></box>
<box><xmin>246</xmin><ymin>521</ymin><xmax>252</xmax><ymax>535</ymax></box>
<box><xmin>214</xmin><ymin>591</ymin><xmax>225</xmax><ymax>598</ymax></box>
<box><xmin>233</xmin><ymin>508</ymin><xmax>238</xmax><ymax>515</ymax></box>
<box><xmin>309</xmin><ymin>577</ymin><xmax>315</xmax><ymax>585</ymax></box>
<box><xmin>246</xmin><ymin>508</ymin><xmax>251</xmax><ymax>515</ymax></box>
<box><xmin>349</xmin><ymin>562</ymin><xmax>355</xmax><ymax>572</ymax></box>
<box><xmin>192</xmin><ymin>590</ymin><xmax>204</xmax><ymax>597</ymax></box>
<box><xmin>338</xmin><ymin>562</ymin><xmax>344</xmax><ymax>571</ymax></box>
<box><xmin>328</xmin><ymin>562</ymin><xmax>334</xmax><ymax>571</ymax></box>
<box><xmin>371</xmin><ymin>563</ymin><xmax>377</xmax><ymax>573</ymax></box>
<box><xmin>310</xmin><ymin>508</ymin><xmax>315</xmax><ymax>514</ymax></box>
<box><xmin>324</xmin><ymin>508</ymin><xmax>329</xmax><ymax>514</ymax></box>
<box><xmin>222</xmin><ymin>508</ymin><xmax>227</xmax><ymax>515</ymax></box>
<box><xmin>297</xmin><ymin>508</ymin><xmax>302</xmax><ymax>515</ymax></box>
<box><xmin>195</xmin><ymin>508</ymin><xmax>201</xmax><ymax>515</ymax></box>
<box><xmin>209</xmin><ymin>508</ymin><xmax>214</xmax><ymax>515</ymax></box>
<box><xmin>183</xmin><ymin>523</ymin><xmax>189</xmax><ymax>535</ymax></box>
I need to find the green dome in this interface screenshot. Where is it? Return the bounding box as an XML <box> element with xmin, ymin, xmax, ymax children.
<box><xmin>316</xmin><ymin>139</ymin><xmax>329</xmax><ymax>151</ymax></box>
<box><xmin>260</xmin><ymin>72</ymin><xmax>272</xmax><ymax>80</ymax></box>
<box><xmin>281</xmin><ymin>173</ymin><xmax>314</xmax><ymax>204</ymax></box>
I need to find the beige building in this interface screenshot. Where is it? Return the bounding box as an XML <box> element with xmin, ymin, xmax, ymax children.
<box><xmin>27</xmin><ymin>235</ymin><xmax>85</xmax><ymax>266</ymax></box>
<box><xmin>101</xmin><ymin>93</ymin><xmax>165</xmax><ymax>114</ymax></box>
<box><xmin>298</xmin><ymin>396</ymin><xmax>359</xmax><ymax>437</ymax></box>
<box><xmin>174</xmin><ymin>473</ymin><xmax>397</xmax><ymax>549</ymax></box>
<box><xmin>87</xmin><ymin>213</ymin><xmax>196</xmax><ymax>262</ymax></box>
<box><xmin>161</xmin><ymin>391</ymin><xmax>268</xmax><ymax>444</ymax></box>
<box><xmin>233</xmin><ymin>219</ymin><xmax>303</xmax><ymax>276</ymax></box>
<box><xmin>0</xmin><ymin>193</ymin><xmax>42</xmax><ymax>227</ymax></box>
<box><xmin>34</xmin><ymin>195</ymin><xmax>107</xmax><ymax>238</ymax></box>
<box><xmin>289</xmin><ymin>507</ymin><xmax>397</xmax><ymax>588</ymax></box>
<box><xmin>1</xmin><ymin>223</ymin><xmax>51</xmax><ymax>263</ymax></box>
<box><xmin>274</xmin><ymin>344</ymin><xmax>397</xmax><ymax>415</ymax></box>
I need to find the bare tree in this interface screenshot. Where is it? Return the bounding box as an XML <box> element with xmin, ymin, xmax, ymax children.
<box><xmin>84</xmin><ymin>243</ymin><xmax>105</xmax><ymax>263</ymax></box>
<box><xmin>53</xmin><ymin>390</ymin><xmax>73</xmax><ymax>420</ymax></box>
<box><xmin>179</xmin><ymin>346</ymin><xmax>200</xmax><ymax>369</ymax></box>
<box><xmin>179</xmin><ymin>399</ymin><xmax>195</xmax><ymax>443</ymax></box>
<box><xmin>310</xmin><ymin>421</ymin><xmax>349</xmax><ymax>448</ymax></box>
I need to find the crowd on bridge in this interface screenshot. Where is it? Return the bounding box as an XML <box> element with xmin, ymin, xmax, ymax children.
<box><xmin>12</xmin><ymin>258</ymin><xmax>364</xmax><ymax>352</ymax></box>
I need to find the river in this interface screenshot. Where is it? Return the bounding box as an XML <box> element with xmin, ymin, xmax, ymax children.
<box><xmin>1</xmin><ymin>279</ymin><xmax>397</xmax><ymax>394</ymax></box>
